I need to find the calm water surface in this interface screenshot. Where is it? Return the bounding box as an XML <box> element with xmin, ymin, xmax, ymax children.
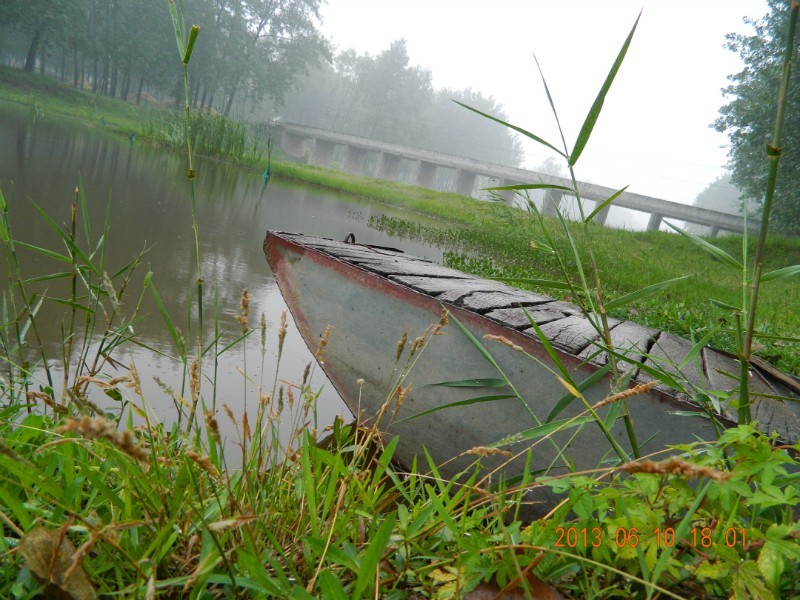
<box><xmin>0</xmin><ymin>101</ymin><xmax>445</xmax><ymax>452</ymax></box>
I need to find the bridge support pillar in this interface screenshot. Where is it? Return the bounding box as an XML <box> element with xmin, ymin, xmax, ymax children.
<box><xmin>709</xmin><ymin>225</ymin><xmax>721</xmax><ymax>238</ymax></box>
<box><xmin>280</xmin><ymin>131</ymin><xmax>310</xmax><ymax>162</ymax></box>
<box><xmin>312</xmin><ymin>139</ymin><xmax>336</xmax><ymax>167</ymax></box>
<box><xmin>647</xmin><ymin>212</ymin><xmax>663</xmax><ymax>231</ymax></box>
<box><xmin>592</xmin><ymin>202</ymin><xmax>611</xmax><ymax>225</ymax></box>
<box><xmin>495</xmin><ymin>179</ymin><xmax>520</xmax><ymax>205</ymax></box>
<box><xmin>378</xmin><ymin>152</ymin><xmax>402</xmax><ymax>180</ymax></box>
<box><xmin>343</xmin><ymin>145</ymin><xmax>368</xmax><ymax>175</ymax></box>
<box><xmin>417</xmin><ymin>160</ymin><xmax>438</xmax><ymax>189</ymax></box>
<box><xmin>454</xmin><ymin>169</ymin><xmax>477</xmax><ymax>197</ymax></box>
<box><xmin>543</xmin><ymin>189</ymin><xmax>564</xmax><ymax>216</ymax></box>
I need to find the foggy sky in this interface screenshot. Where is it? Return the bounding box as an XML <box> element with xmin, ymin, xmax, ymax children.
<box><xmin>320</xmin><ymin>0</ymin><xmax>769</xmax><ymax>204</ymax></box>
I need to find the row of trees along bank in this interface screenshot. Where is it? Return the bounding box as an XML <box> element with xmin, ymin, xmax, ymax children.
<box><xmin>0</xmin><ymin>1</ymin><xmax>523</xmax><ymax>167</ymax></box>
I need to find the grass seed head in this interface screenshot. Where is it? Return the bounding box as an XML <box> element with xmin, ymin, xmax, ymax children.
<box><xmin>185</xmin><ymin>450</ymin><xmax>220</xmax><ymax>479</ymax></box>
<box><xmin>593</xmin><ymin>380</ymin><xmax>659</xmax><ymax>410</ymax></box>
<box><xmin>189</xmin><ymin>359</ymin><xmax>200</xmax><ymax>403</ymax></box>
<box><xmin>128</xmin><ymin>362</ymin><xmax>142</xmax><ymax>396</ymax></box>
<box><xmin>260</xmin><ymin>312</ymin><xmax>266</xmax><ymax>352</ymax></box>
<box><xmin>204</xmin><ymin>409</ymin><xmax>220</xmax><ymax>444</ymax></box>
<box><xmin>277</xmin><ymin>310</ymin><xmax>288</xmax><ymax>356</ymax></box>
<box><xmin>395</xmin><ymin>328</ymin><xmax>408</xmax><ymax>361</ymax></box>
<box><xmin>620</xmin><ymin>456</ymin><xmax>731</xmax><ymax>482</ymax></box>
<box><xmin>58</xmin><ymin>416</ymin><xmax>149</xmax><ymax>462</ymax></box>
<box><xmin>484</xmin><ymin>334</ymin><xmax>524</xmax><ymax>352</ymax></box>
<box><xmin>465</xmin><ymin>446</ymin><xmax>513</xmax><ymax>458</ymax></box>
<box><xmin>315</xmin><ymin>325</ymin><xmax>332</xmax><ymax>363</ymax></box>
<box><xmin>235</xmin><ymin>288</ymin><xmax>250</xmax><ymax>331</ymax></box>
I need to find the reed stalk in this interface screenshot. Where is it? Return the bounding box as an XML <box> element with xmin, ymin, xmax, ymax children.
<box><xmin>168</xmin><ymin>1</ymin><xmax>204</xmax><ymax>430</ymax></box>
<box><xmin>739</xmin><ymin>1</ymin><xmax>799</xmax><ymax>423</ymax></box>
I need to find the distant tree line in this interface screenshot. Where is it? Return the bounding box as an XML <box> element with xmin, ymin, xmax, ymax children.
<box><xmin>262</xmin><ymin>40</ymin><xmax>524</xmax><ymax>165</ymax></box>
<box><xmin>716</xmin><ymin>0</ymin><xmax>800</xmax><ymax>235</ymax></box>
<box><xmin>0</xmin><ymin>2</ymin><xmax>524</xmax><ymax>167</ymax></box>
<box><xmin>0</xmin><ymin>0</ymin><xmax>330</xmax><ymax>115</ymax></box>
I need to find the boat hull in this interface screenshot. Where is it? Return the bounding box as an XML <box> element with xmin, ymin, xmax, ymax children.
<box><xmin>264</xmin><ymin>231</ymin><xmax>800</xmax><ymax>516</ymax></box>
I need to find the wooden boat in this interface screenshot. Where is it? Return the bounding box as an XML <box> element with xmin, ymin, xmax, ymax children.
<box><xmin>264</xmin><ymin>230</ymin><xmax>800</xmax><ymax>516</ymax></box>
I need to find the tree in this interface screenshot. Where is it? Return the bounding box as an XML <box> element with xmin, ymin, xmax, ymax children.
<box><xmin>715</xmin><ymin>0</ymin><xmax>800</xmax><ymax>235</ymax></box>
<box><xmin>686</xmin><ymin>173</ymin><xmax>745</xmax><ymax>234</ymax></box>
<box><xmin>418</xmin><ymin>88</ymin><xmax>524</xmax><ymax>166</ymax></box>
<box><xmin>340</xmin><ymin>40</ymin><xmax>434</xmax><ymax>144</ymax></box>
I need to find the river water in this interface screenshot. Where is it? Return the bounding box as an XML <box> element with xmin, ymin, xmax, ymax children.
<box><xmin>0</xmin><ymin>100</ymin><xmax>445</xmax><ymax>452</ymax></box>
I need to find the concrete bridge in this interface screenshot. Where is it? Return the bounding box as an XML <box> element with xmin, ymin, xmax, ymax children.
<box><xmin>271</xmin><ymin>122</ymin><xmax>754</xmax><ymax>236</ymax></box>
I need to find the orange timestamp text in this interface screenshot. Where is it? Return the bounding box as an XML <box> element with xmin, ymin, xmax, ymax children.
<box><xmin>554</xmin><ymin>526</ymin><xmax>747</xmax><ymax>549</ymax></box>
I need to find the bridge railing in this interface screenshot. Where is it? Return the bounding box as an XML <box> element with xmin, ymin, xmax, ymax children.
<box><xmin>271</xmin><ymin>122</ymin><xmax>755</xmax><ymax>237</ymax></box>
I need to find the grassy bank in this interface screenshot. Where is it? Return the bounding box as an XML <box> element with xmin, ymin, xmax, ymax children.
<box><xmin>2</xmin><ymin>62</ymin><xmax>800</xmax><ymax>598</ymax></box>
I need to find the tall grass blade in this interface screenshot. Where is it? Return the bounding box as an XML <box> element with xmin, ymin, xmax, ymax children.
<box><xmin>31</xmin><ymin>201</ymin><xmax>101</xmax><ymax>276</ymax></box>
<box><xmin>143</xmin><ymin>272</ymin><xmax>186</xmax><ymax>359</ymax></box>
<box><xmin>428</xmin><ymin>378</ymin><xmax>507</xmax><ymax>387</ymax></box>
<box><xmin>585</xmin><ymin>186</ymin><xmax>628</xmax><ymax>223</ymax></box>
<box><xmin>453</xmin><ymin>100</ymin><xmax>567</xmax><ymax>158</ymax></box>
<box><xmin>317</xmin><ymin>570</ymin><xmax>349</xmax><ymax>600</ymax></box>
<box><xmin>760</xmin><ymin>264</ymin><xmax>800</xmax><ymax>283</ymax></box>
<box><xmin>488</xmin><ymin>417</ymin><xmax>592</xmax><ymax>448</ymax></box>
<box><xmin>664</xmin><ymin>222</ymin><xmax>743</xmax><ymax>270</ymax></box>
<box><xmin>533</xmin><ymin>53</ymin><xmax>569</xmax><ymax>153</ymax></box>
<box><xmin>546</xmin><ymin>362</ymin><xmax>613</xmax><ymax>422</ymax></box>
<box><xmin>523</xmin><ymin>309</ymin><xmax>575</xmax><ymax>384</ymax></box>
<box><xmin>396</xmin><ymin>394</ymin><xmax>517</xmax><ymax>423</ymax></box>
<box><xmin>570</xmin><ymin>12</ymin><xmax>641</xmax><ymax>166</ymax></box>
<box><xmin>354</xmin><ymin>513</ymin><xmax>396</xmax><ymax>599</ymax></box>
<box><xmin>604</xmin><ymin>275</ymin><xmax>690</xmax><ymax>311</ymax></box>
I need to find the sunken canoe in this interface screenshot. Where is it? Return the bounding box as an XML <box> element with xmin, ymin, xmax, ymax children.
<box><xmin>264</xmin><ymin>231</ymin><xmax>800</xmax><ymax>515</ymax></box>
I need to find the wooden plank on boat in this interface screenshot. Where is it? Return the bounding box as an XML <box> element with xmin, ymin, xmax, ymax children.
<box><xmin>538</xmin><ymin>314</ymin><xmax>621</xmax><ymax>355</ymax></box>
<box><xmin>390</xmin><ymin>275</ymin><xmax>509</xmax><ymax>302</ymax></box>
<box><xmin>460</xmin><ymin>290</ymin><xmax>553</xmax><ymax>312</ymax></box>
<box><xmin>703</xmin><ymin>348</ymin><xmax>800</xmax><ymax>442</ymax></box>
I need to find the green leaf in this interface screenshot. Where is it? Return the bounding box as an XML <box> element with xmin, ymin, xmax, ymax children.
<box><xmin>678</xmin><ymin>328</ymin><xmax>718</xmax><ymax>371</ymax></box>
<box><xmin>427</xmin><ymin>378</ymin><xmax>507</xmax><ymax>388</ymax></box>
<box><xmin>453</xmin><ymin>100</ymin><xmax>567</xmax><ymax>158</ymax></box>
<box><xmin>570</xmin><ymin>13</ymin><xmax>641</xmax><ymax>165</ymax></box>
<box><xmin>523</xmin><ymin>308</ymin><xmax>574</xmax><ymax>384</ymax></box>
<box><xmin>14</xmin><ymin>241</ymin><xmax>71</xmax><ymax>263</ymax></box>
<box><xmin>354</xmin><ymin>513</ymin><xmax>396</xmax><ymax>599</ymax></box>
<box><xmin>144</xmin><ymin>274</ymin><xmax>185</xmax><ymax>360</ymax></box>
<box><xmin>22</xmin><ymin>272</ymin><xmax>73</xmax><ymax>285</ymax></box>
<box><xmin>396</xmin><ymin>394</ymin><xmax>517</xmax><ymax>423</ymax></box>
<box><xmin>605</xmin><ymin>275</ymin><xmax>690</xmax><ymax>311</ymax></box>
<box><xmin>760</xmin><ymin>264</ymin><xmax>800</xmax><ymax>283</ymax></box>
<box><xmin>665</xmin><ymin>222</ymin><xmax>742</xmax><ymax>270</ymax></box>
<box><xmin>317</xmin><ymin>570</ymin><xmax>349</xmax><ymax>600</ymax></box>
<box><xmin>31</xmin><ymin>202</ymin><xmax>101</xmax><ymax>276</ymax></box>
<box><xmin>585</xmin><ymin>186</ymin><xmax>628</xmax><ymax>223</ymax></box>
<box><xmin>546</xmin><ymin>363</ymin><xmax>613</xmax><ymax>422</ymax></box>
<box><xmin>710</xmin><ymin>298</ymin><xmax>741</xmax><ymax>312</ymax></box>
<box><xmin>489</xmin><ymin>417</ymin><xmax>592</xmax><ymax>448</ymax></box>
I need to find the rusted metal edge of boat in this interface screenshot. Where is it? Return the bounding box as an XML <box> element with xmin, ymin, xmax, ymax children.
<box><xmin>264</xmin><ymin>230</ymin><xmax>800</xmax><ymax>516</ymax></box>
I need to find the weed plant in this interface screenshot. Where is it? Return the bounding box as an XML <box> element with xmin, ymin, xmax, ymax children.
<box><xmin>1</xmin><ymin>6</ymin><xmax>799</xmax><ymax>600</ymax></box>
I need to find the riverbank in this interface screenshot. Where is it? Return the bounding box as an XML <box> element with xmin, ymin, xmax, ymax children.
<box><xmin>1</xmin><ymin>65</ymin><xmax>800</xmax><ymax>598</ymax></box>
